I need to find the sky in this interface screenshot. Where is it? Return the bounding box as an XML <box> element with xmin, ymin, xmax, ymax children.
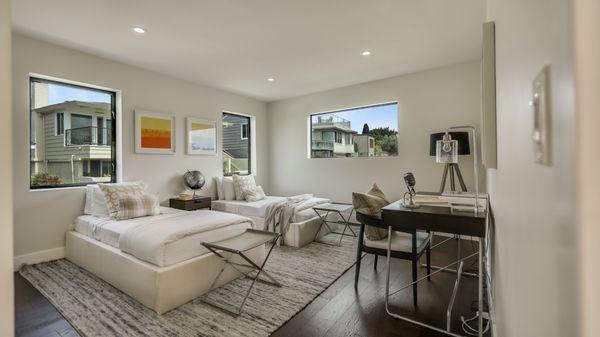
<box><xmin>313</xmin><ymin>103</ymin><xmax>398</xmax><ymax>133</ymax></box>
<box><xmin>46</xmin><ymin>83</ymin><xmax>111</xmax><ymax>105</ymax></box>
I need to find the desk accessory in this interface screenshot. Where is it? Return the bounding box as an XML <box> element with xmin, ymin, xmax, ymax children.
<box><xmin>430</xmin><ymin>131</ymin><xmax>470</xmax><ymax>192</ymax></box>
<box><xmin>183</xmin><ymin>170</ymin><xmax>205</xmax><ymax>198</ymax></box>
<box><xmin>402</xmin><ymin>172</ymin><xmax>420</xmax><ymax>208</ymax></box>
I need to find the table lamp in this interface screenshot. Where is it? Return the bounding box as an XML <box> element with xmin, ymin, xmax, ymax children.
<box><xmin>429</xmin><ymin>131</ymin><xmax>470</xmax><ymax>192</ymax></box>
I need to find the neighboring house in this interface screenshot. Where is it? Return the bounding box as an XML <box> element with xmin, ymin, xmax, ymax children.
<box><xmin>31</xmin><ymin>101</ymin><xmax>113</xmax><ymax>184</ymax></box>
<box><xmin>222</xmin><ymin>113</ymin><xmax>250</xmax><ymax>174</ymax></box>
<box><xmin>311</xmin><ymin>114</ymin><xmax>356</xmax><ymax>158</ymax></box>
<box><xmin>354</xmin><ymin>134</ymin><xmax>375</xmax><ymax>156</ymax></box>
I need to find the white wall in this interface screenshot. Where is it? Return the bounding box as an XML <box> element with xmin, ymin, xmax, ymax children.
<box><xmin>574</xmin><ymin>0</ymin><xmax>600</xmax><ymax>336</ymax></box>
<box><xmin>12</xmin><ymin>34</ymin><xmax>268</xmax><ymax>259</ymax></box>
<box><xmin>485</xmin><ymin>0</ymin><xmax>578</xmax><ymax>336</ymax></box>
<box><xmin>267</xmin><ymin>61</ymin><xmax>483</xmax><ymax>202</ymax></box>
<box><xmin>0</xmin><ymin>0</ymin><xmax>14</xmax><ymax>335</ymax></box>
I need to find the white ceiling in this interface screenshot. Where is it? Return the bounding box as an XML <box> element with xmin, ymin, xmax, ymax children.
<box><xmin>11</xmin><ymin>0</ymin><xmax>485</xmax><ymax>102</ymax></box>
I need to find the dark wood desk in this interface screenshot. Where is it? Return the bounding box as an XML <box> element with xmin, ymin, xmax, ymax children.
<box><xmin>381</xmin><ymin>199</ymin><xmax>488</xmax><ymax>337</ymax></box>
<box><xmin>382</xmin><ymin>201</ymin><xmax>486</xmax><ymax>237</ymax></box>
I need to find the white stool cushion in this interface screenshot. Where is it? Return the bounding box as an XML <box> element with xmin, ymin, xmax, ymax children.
<box><xmin>364</xmin><ymin>231</ymin><xmax>431</xmax><ymax>253</ymax></box>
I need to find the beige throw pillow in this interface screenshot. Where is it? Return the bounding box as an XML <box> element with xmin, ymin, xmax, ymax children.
<box><xmin>243</xmin><ymin>185</ymin><xmax>266</xmax><ymax>202</ymax></box>
<box><xmin>115</xmin><ymin>194</ymin><xmax>160</xmax><ymax>220</ymax></box>
<box><xmin>98</xmin><ymin>182</ymin><xmax>147</xmax><ymax>217</ymax></box>
<box><xmin>352</xmin><ymin>183</ymin><xmax>389</xmax><ymax>240</ymax></box>
<box><xmin>232</xmin><ymin>175</ymin><xmax>257</xmax><ymax>201</ymax></box>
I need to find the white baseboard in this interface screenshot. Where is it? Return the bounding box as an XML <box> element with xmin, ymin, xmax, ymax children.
<box><xmin>13</xmin><ymin>247</ymin><xmax>65</xmax><ymax>271</ymax></box>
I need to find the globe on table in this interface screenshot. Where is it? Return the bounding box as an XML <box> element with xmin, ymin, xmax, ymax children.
<box><xmin>183</xmin><ymin>170</ymin><xmax>205</xmax><ymax>198</ymax></box>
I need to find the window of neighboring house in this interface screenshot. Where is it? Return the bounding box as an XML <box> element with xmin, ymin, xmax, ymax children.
<box><xmin>309</xmin><ymin>102</ymin><xmax>399</xmax><ymax>158</ymax></box>
<box><xmin>240</xmin><ymin>123</ymin><xmax>249</xmax><ymax>140</ymax></box>
<box><xmin>335</xmin><ymin>132</ymin><xmax>342</xmax><ymax>144</ymax></box>
<box><xmin>223</xmin><ymin>112</ymin><xmax>251</xmax><ymax>176</ymax></box>
<box><xmin>30</xmin><ymin>76</ymin><xmax>117</xmax><ymax>189</ymax></box>
<box><xmin>56</xmin><ymin>112</ymin><xmax>64</xmax><ymax>135</ymax></box>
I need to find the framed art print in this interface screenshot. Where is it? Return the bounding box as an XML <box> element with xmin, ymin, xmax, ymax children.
<box><xmin>186</xmin><ymin>117</ymin><xmax>217</xmax><ymax>155</ymax></box>
<box><xmin>135</xmin><ymin>110</ymin><xmax>176</xmax><ymax>154</ymax></box>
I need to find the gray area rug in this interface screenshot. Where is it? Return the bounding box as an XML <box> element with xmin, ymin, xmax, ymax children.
<box><xmin>20</xmin><ymin>235</ymin><xmax>357</xmax><ymax>337</ymax></box>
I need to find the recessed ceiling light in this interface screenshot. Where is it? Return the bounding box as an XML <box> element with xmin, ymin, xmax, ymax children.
<box><xmin>361</xmin><ymin>50</ymin><xmax>372</xmax><ymax>56</ymax></box>
<box><xmin>132</xmin><ymin>27</ymin><xmax>146</xmax><ymax>34</ymax></box>
<box><xmin>267</xmin><ymin>78</ymin><xmax>275</xmax><ymax>82</ymax></box>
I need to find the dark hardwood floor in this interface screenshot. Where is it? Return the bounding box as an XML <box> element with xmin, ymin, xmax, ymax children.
<box><xmin>15</xmin><ymin>236</ymin><xmax>489</xmax><ymax>337</ymax></box>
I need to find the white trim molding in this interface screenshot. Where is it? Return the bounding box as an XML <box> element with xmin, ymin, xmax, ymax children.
<box><xmin>13</xmin><ymin>246</ymin><xmax>65</xmax><ymax>271</ymax></box>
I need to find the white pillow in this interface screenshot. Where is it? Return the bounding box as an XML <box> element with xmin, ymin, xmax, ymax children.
<box><xmin>244</xmin><ymin>185</ymin><xmax>266</xmax><ymax>202</ymax></box>
<box><xmin>232</xmin><ymin>175</ymin><xmax>257</xmax><ymax>201</ymax></box>
<box><xmin>214</xmin><ymin>177</ymin><xmax>224</xmax><ymax>200</ymax></box>
<box><xmin>223</xmin><ymin>177</ymin><xmax>236</xmax><ymax>201</ymax></box>
<box><xmin>84</xmin><ymin>185</ymin><xmax>110</xmax><ymax>217</ymax></box>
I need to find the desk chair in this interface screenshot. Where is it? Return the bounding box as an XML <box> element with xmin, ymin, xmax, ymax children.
<box><xmin>354</xmin><ymin>212</ymin><xmax>432</xmax><ymax>306</ymax></box>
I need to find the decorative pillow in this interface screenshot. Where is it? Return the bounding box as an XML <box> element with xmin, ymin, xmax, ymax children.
<box><xmin>98</xmin><ymin>181</ymin><xmax>147</xmax><ymax>217</ymax></box>
<box><xmin>222</xmin><ymin>177</ymin><xmax>236</xmax><ymax>201</ymax></box>
<box><xmin>243</xmin><ymin>185</ymin><xmax>266</xmax><ymax>202</ymax></box>
<box><xmin>232</xmin><ymin>175</ymin><xmax>257</xmax><ymax>201</ymax></box>
<box><xmin>84</xmin><ymin>185</ymin><xmax>110</xmax><ymax>217</ymax></box>
<box><xmin>352</xmin><ymin>183</ymin><xmax>390</xmax><ymax>240</ymax></box>
<box><xmin>115</xmin><ymin>194</ymin><xmax>160</xmax><ymax>220</ymax></box>
<box><xmin>214</xmin><ymin>177</ymin><xmax>224</xmax><ymax>200</ymax></box>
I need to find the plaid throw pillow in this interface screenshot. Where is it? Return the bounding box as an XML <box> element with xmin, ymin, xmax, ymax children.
<box><xmin>232</xmin><ymin>175</ymin><xmax>257</xmax><ymax>201</ymax></box>
<box><xmin>115</xmin><ymin>194</ymin><xmax>160</xmax><ymax>220</ymax></box>
<box><xmin>98</xmin><ymin>182</ymin><xmax>147</xmax><ymax>217</ymax></box>
<box><xmin>352</xmin><ymin>183</ymin><xmax>390</xmax><ymax>240</ymax></box>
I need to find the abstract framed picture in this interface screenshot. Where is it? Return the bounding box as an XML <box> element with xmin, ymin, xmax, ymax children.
<box><xmin>134</xmin><ymin>110</ymin><xmax>176</xmax><ymax>154</ymax></box>
<box><xmin>186</xmin><ymin>117</ymin><xmax>217</xmax><ymax>155</ymax></box>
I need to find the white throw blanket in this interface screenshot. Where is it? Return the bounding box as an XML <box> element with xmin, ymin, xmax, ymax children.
<box><xmin>263</xmin><ymin>194</ymin><xmax>329</xmax><ymax>244</ymax></box>
<box><xmin>119</xmin><ymin>210</ymin><xmax>252</xmax><ymax>266</ymax></box>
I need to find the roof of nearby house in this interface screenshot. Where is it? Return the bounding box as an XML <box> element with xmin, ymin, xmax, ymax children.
<box><xmin>312</xmin><ymin>125</ymin><xmax>358</xmax><ymax>134</ymax></box>
<box><xmin>33</xmin><ymin>101</ymin><xmax>111</xmax><ymax>115</ymax></box>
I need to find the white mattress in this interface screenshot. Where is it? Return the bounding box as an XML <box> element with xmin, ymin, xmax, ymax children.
<box><xmin>73</xmin><ymin>207</ymin><xmax>251</xmax><ymax>267</ymax></box>
<box><xmin>212</xmin><ymin>196</ymin><xmax>327</xmax><ymax>223</ymax></box>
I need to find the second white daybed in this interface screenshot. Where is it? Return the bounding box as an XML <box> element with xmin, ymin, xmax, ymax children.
<box><xmin>212</xmin><ymin>196</ymin><xmax>332</xmax><ymax>248</ymax></box>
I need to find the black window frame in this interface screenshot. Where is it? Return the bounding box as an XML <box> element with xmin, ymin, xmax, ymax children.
<box><xmin>222</xmin><ymin>112</ymin><xmax>251</xmax><ymax>176</ymax></box>
<box><xmin>29</xmin><ymin>76</ymin><xmax>118</xmax><ymax>189</ymax></box>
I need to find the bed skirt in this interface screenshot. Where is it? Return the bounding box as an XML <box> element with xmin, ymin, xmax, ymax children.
<box><xmin>65</xmin><ymin>231</ymin><xmax>265</xmax><ymax>314</ymax></box>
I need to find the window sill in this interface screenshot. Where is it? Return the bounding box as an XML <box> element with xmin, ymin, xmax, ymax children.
<box><xmin>29</xmin><ymin>185</ymin><xmax>88</xmax><ymax>193</ymax></box>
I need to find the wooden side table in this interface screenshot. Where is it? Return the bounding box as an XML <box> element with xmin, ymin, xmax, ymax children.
<box><xmin>169</xmin><ymin>196</ymin><xmax>211</xmax><ymax>211</ymax></box>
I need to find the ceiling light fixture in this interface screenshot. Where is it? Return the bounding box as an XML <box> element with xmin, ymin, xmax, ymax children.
<box><xmin>132</xmin><ymin>26</ymin><xmax>146</xmax><ymax>34</ymax></box>
<box><xmin>361</xmin><ymin>50</ymin><xmax>372</xmax><ymax>56</ymax></box>
<box><xmin>267</xmin><ymin>78</ymin><xmax>275</xmax><ymax>82</ymax></box>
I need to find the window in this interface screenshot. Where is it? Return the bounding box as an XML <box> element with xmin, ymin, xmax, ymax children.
<box><xmin>335</xmin><ymin>132</ymin><xmax>342</xmax><ymax>144</ymax></box>
<box><xmin>30</xmin><ymin>77</ymin><xmax>117</xmax><ymax>189</ymax></box>
<box><xmin>309</xmin><ymin>102</ymin><xmax>398</xmax><ymax>158</ymax></box>
<box><xmin>222</xmin><ymin>112</ymin><xmax>251</xmax><ymax>175</ymax></box>
<box><xmin>56</xmin><ymin>112</ymin><xmax>64</xmax><ymax>135</ymax></box>
<box><xmin>241</xmin><ymin>123</ymin><xmax>249</xmax><ymax>140</ymax></box>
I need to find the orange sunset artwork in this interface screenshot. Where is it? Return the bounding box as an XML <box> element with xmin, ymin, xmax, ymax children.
<box><xmin>140</xmin><ymin>117</ymin><xmax>172</xmax><ymax>149</ymax></box>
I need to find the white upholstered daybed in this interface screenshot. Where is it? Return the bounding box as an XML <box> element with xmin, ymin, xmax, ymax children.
<box><xmin>65</xmin><ymin>185</ymin><xmax>264</xmax><ymax>314</ymax></box>
<box><xmin>212</xmin><ymin>196</ymin><xmax>330</xmax><ymax>248</ymax></box>
<box><xmin>213</xmin><ymin>176</ymin><xmax>333</xmax><ymax>248</ymax></box>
